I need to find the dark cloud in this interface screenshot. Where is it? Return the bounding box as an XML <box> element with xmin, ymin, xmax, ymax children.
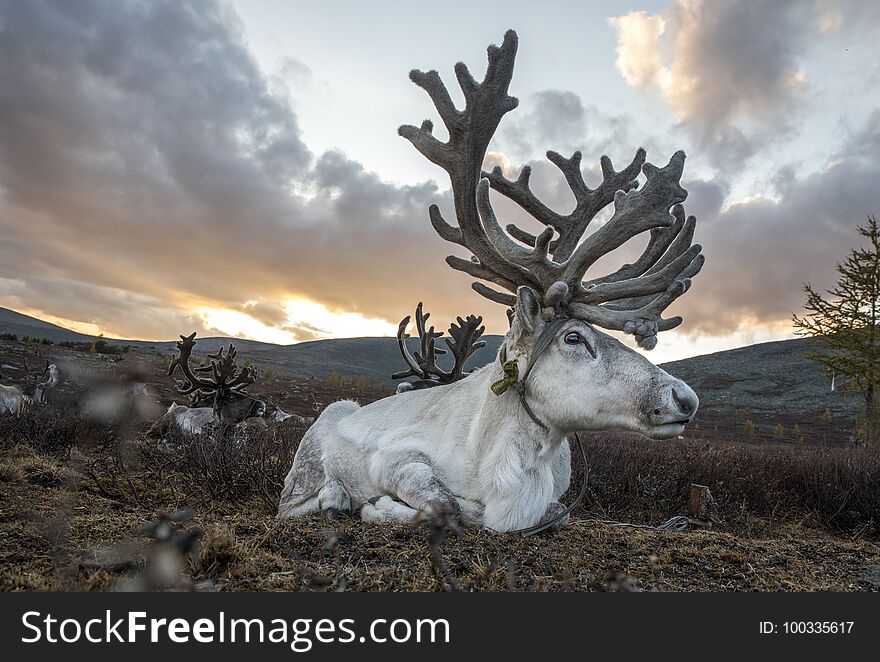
<box><xmin>282</xmin><ymin>324</ymin><xmax>327</xmax><ymax>343</ymax></box>
<box><xmin>1</xmin><ymin>0</ymin><xmax>875</xmax><ymax>351</ymax></box>
<box><xmin>484</xmin><ymin>93</ymin><xmax>880</xmax><ymax>342</ymax></box>
<box><xmin>0</xmin><ymin>0</ymin><xmax>504</xmax><ymax>339</ymax></box>
<box><xmin>241</xmin><ymin>301</ymin><xmax>290</xmax><ymax>328</ymax></box>
<box><xmin>495</xmin><ymin>89</ymin><xmax>673</xmax><ymax>168</ymax></box>
<box><xmin>681</xmin><ymin>178</ymin><xmax>728</xmax><ymax>221</ymax></box>
<box><xmin>498</xmin><ymin>91</ymin><xmax>632</xmax><ymax>163</ymax></box>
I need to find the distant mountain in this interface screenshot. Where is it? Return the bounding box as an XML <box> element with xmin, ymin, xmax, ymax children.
<box><xmin>244</xmin><ymin>335</ymin><xmax>505</xmax><ymax>385</ymax></box>
<box><xmin>661</xmin><ymin>337</ymin><xmax>859</xmax><ymax>418</ymax></box>
<box><xmin>0</xmin><ymin>307</ymin><xmax>861</xmax><ymax>418</ymax></box>
<box><xmin>0</xmin><ymin>306</ymin><xmax>503</xmax><ymax>384</ymax></box>
<box><xmin>0</xmin><ymin>307</ymin><xmax>97</xmax><ymax>344</ymax></box>
<box><xmin>0</xmin><ymin>307</ymin><xmax>277</xmax><ymax>352</ymax></box>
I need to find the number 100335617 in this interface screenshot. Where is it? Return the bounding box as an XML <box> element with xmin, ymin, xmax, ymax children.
<box><xmin>782</xmin><ymin>622</ymin><xmax>854</xmax><ymax>634</ymax></box>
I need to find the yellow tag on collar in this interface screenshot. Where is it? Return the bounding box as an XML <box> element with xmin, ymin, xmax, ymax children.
<box><xmin>490</xmin><ymin>346</ymin><xmax>519</xmax><ymax>396</ymax></box>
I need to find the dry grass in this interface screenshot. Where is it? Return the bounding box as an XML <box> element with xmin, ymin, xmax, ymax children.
<box><xmin>575</xmin><ymin>433</ymin><xmax>880</xmax><ymax>535</ymax></box>
<box><xmin>1</xmin><ymin>405</ymin><xmax>879</xmax><ymax>592</ymax></box>
<box><xmin>0</xmin><ymin>406</ymin><xmax>91</xmax><ymax>459</ymax></box>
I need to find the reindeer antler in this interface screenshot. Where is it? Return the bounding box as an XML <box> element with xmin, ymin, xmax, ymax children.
<box><xmin>444</xmin><ymin>315</ymin><xmax>486</xmax><ymax>382</ymax></box>
<box><xmin>169</xmin><ymin>334</ymin><xmax>255</xmax><ymax>396</ymax></box>
<box><xmin>399</xmin><ymin>30</ymin><xmax>703</xmax><ymax>349</ymax></box>
<box><xmin>168</xmin><ymin>333</ymin><xmax>216</xmax><ymax>396</ymax></box>
<box><xmin>206</xmin><ymin>344</ymin><xmax>256</xmax><ymax>391</ymax></box>
<box><xmin>22</xmin><ymin>359</ymin><xmax>50</xmax><ymax>386</ymax></box>
<box><xmin>393</xmin><ymin>304</ymin><xmax>486</xmax><ymax>385</ymax></box>
<box><xmin>393</xmin><ymin>303</ymin><xmax>445</xmax><ymax>383</ymax></box>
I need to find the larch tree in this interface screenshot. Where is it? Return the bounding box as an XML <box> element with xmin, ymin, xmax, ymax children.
<box><xmin>793</xmin><ymin>216</ymin><xmax>880</xmax><ymax>443</ymax></box>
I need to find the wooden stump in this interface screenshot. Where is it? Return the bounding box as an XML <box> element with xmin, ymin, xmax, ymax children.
<box><xmin>688</xmin><ymin>484</ymin><xmax>717</xmax><ymax>523</ymax></box>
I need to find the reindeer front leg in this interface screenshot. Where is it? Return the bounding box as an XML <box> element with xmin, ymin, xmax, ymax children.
<box><xmin>370</xmin><ymin>450</ymin><xmax>461</xmax><ymax>527</ymax></box>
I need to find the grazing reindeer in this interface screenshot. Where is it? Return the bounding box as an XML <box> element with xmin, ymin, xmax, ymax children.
<box><xmin>79</xmin><ymin>374</ymin><xmax>157</xmax><ymax>426</ymax></box>
<box><xmin>147</xmin><ymin>334</ymin><xmax>265</xmax><ymax>439</ymax></box>
<box><xmin>264</xmin><ymin>396</ymin><xmax>312</xmax><ymax>427</ymax></box>
<box><xmin>32</xmin><ymin>361</ymin><xmax>61</xmax><ymax>405</ymax></box>
<box><xmin>280</xmin><ymin>30</ymin><xmax>702</xmax><ymax>532</ymax></box>
<box><xmin>0</xmin><ymin>371</ymin><xmax>30</xmax><ymax>416</ymax></box>
<box><xmin>0</xmin><ymin>360</ymin><xmax>56</xmax><ymax>414</ymax></box>
<box><xmin>393</xmin><ymin>302</ymin><xmax>486</xmax><ymax>393</ymax></box>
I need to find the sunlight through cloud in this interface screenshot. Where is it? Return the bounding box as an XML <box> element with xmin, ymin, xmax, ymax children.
<box><xmin>199</xmin><ymin>298</ymin><xmax>397</xmax><ymax>345</ymax></box>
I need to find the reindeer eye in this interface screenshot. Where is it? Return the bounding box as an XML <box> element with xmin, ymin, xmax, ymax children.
<box><xmin>564</xmin><ymin>332</ymin><xmax>582</xmax><ymax>345</ymax></box>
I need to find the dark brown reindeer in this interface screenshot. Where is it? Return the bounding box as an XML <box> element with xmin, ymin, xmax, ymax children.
<box><xmin>149</xmin><ymin>333</ymin><xmax>266</xmax><ymax>439</ymax></box>
<box><xmin>169</xmin><ymin>332</ymin><xmax>266</xmax><ymax>423</ymax></box>
<box><xmin>393</xmin><ymin>302</ymin><xmax>487</xmax><ymax>392</ymax></box>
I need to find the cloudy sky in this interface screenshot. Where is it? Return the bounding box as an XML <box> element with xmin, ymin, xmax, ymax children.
<box><xmin>0</xmin><ymin>0</ymin><xmax>878</xmax><ymax>362</ymax></box>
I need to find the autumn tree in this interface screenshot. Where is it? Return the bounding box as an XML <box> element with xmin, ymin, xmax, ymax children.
<box><xmin>793</xmin><ymin>216</ymin><xmax>880</xmax><ymax>443</ymax></box>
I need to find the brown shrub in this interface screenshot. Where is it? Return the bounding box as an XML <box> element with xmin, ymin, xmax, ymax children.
<box><xmin>17</xmin><ymin>455</ymin><xmax>76</xmax><ymax>487</ymax></box>
<box><xmin>156</xmin><ymin>422</ymin><xmax>305</xmax><ymax>515</ymax></box>
<box><xmin>0</xmin><ymin>406</ymin><xmax>89</xmax><ymax>459</ymax></box>
<box><xmin>0</xmin><ymin>460</ymin><xmax>23</xmax><ymax>483</ymax></box>
<box><xmin>572</xmin><ymin>433</ymin><xmax>880</xmax><ymax>534</ymax></box>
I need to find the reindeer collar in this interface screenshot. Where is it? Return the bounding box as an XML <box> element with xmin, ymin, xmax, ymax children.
<box><xmin>490</xmin><ymin>346</ymin><xmax>519</xmax><ymax>396</ymax></box>
<box><xmin>491</xmin><ymin>316</ymin><xmax>569</xmax><ymax>431</ymax></box>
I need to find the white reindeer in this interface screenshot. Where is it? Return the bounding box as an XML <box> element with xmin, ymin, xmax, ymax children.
<box><xmin>149</xmin><ymin>402</ymin><xmax>216</xmax><ymax>437</ymax></box>
<box><xmin>33</xmin><ymin>363</ymin><xmax>61</xmax><ymax>405</ymax></box>
<box><xmin>279</xmin><ymin>31</ymin><xmax>703</xmax><ymax>532</ymax></box>
<box><xmin>0</xmin><ymin>361</ymin><xmax>55</xmax><ymax>415</ymax></box>
<box><xmin>79</xmin><ymin>377</ymin><xmax>157</xmax><ymax>426</ymax></box>
<box><xmin>0</xmin><ymin>381</ymin><xmax>30</xmax><ymax>416</ymax></box>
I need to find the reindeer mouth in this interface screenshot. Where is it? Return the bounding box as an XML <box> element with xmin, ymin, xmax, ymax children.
<box><xmin>643</xmin><ymin>420</ymin><xmax>689</xmax><ymax>440</ymax></box>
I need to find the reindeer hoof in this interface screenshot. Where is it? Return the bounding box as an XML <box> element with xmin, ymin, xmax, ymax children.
<box><xmin>537</xmin><ymin>501</ymin><xmax>569</xmax><ymax>532</ymax></box>
<box><xmin>424</xmin><ymin>500</ymin><xmax>462</xmax><ymax>533</ymax></box>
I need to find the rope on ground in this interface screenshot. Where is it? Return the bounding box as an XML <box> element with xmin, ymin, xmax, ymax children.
<box><xmin>583</xmin><ymin>515</ymin><xmax>714</xmax><ymax>532</ymax></box>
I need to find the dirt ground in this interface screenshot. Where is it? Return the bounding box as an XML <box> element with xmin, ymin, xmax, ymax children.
<box><xmin>1</xmin><ymin>444</ymin><xmax>878</xmax><ymax>593</ymax></box>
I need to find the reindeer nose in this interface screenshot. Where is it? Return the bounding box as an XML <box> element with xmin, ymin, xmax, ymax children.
<box><xmin>672</xmin><ymin>385</ymin><xmax>699</xmax><ymax>420</ymax></box>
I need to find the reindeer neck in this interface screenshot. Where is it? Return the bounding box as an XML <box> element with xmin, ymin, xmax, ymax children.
<box><xmin>464</xmin><ymin>355</ymin><xmax>566</xmax><ymax>462</ymax></box>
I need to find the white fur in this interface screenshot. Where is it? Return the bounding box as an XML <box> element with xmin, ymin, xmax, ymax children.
<box><xmin>0</xmin><ymin>384</ymin><xmax>30</xmax><ymax>416</ymax></box>
<box><xmin>270</xmin><ymin>406</ymin><xmax>294</xmax><ymax>422</ymax></box>
<box><xmin>155</xmin><ymin>403</ymin><xmax>217</xmax><ymax>436</ymax></box>
<box><xmin>33</xmin><ymin>364</ymin><xmax>60</xmax><ymax>405</ymax></box>
<box><xmin>279</xmin><ymin>307</ymin><xmax>699</xmax><ymax>532</ymax></box>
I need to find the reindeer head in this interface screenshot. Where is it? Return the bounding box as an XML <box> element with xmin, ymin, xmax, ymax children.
<box><xmin>392</xmin><ymin>302</ymin><xmax>486</xmax><ymax>391</ymax></box>
<box><xmin>22</xmin><ymin>360</ymin><xmax>54</xmax><ymax>403</ymax></box>
<box><xmin>168</xmin><ymin>333</ymin><xmax>266</xmax><ymax>424</ymax></box>
<box><xmin>400</xmin><ymin>30</ymin><xmax>701</xmax><ymax>438</ymax></box>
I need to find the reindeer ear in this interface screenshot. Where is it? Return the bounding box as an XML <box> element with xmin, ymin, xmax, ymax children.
<box><xmin>510</xmin><ymin>286</ymin><xmax>542</xmax><ymax>346</ymax></box>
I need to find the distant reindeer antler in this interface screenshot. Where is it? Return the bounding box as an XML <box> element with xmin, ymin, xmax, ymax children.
<box><xmin>393</xmin><ymin>303</ymin><xmax>444</xmax><ymax>383</ymax></box>
<box><xmin>444</xmin><ymin>314</ymin><xmax>486</xmax><ymax>382</ymax></box>
<box><xmin>393</xmin><ymin>303</ymin><xmax>485</xmax><ymax>386</ymax></box>
<box><xmin>399</xmin><ymin>29</ymin><xmax>703</xmax><ymax>349</ymax></box>
<box><xmin>169</xmin><ymin>333</ymin><xmax>255</xmax><ymax>397</ymax></box>
<box><xmin>22</xmin><ymin>359</ymin><xmax>49</xmax><ymax>387</ymax></box>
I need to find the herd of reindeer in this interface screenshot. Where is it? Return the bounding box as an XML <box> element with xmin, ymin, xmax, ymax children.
<box><xmin>0</xmin><ymin>302</ymin><xmax>486</xmax><ymax>439</ymax></box>
<box><xmin>2</xmin><ymin>31</ymin><xmax>705</xmax><ymax>533</ymax></box>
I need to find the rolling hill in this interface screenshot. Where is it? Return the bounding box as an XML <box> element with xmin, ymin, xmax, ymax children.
<box><xmin>0</xmin><ymin>306</ymin><xmax>861</xmax><ymax>421</ymax></box>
